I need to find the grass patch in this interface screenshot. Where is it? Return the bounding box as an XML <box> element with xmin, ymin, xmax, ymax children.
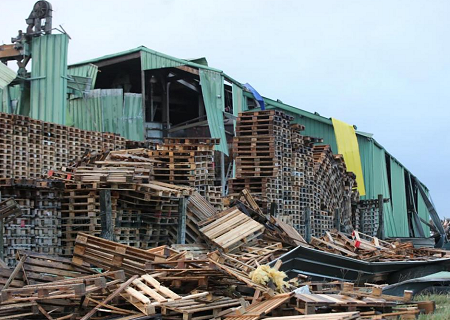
<box><xmin>415</xmin><ymin>294</ymin><xmax>450</xmax><ymax>320</ymax></box>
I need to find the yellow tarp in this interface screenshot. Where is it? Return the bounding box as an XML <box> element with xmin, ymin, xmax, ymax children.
<box><xmin>331</xmin><ymin>118</ymin><xmax>366</xmax><ymax>196</ymax></box>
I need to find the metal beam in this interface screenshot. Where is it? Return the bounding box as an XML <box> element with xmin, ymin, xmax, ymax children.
<box><xmin>93</xmin><ymin>52</ymin><xmax>141</xmax><ymax>68</ymax></box>
<box><xmin>177</xmin><ymin>198</ymin><xmax>187</xmax><ymax>244</ymax></box>
<box><xmin>100</xmin><ymin>189</ymin><xmax>114</xmax><ymax>241</ymax></box>
<box><xmin>140</xmin><ymin>52</ymin><xmax>147</xmax><ymax>140</ymax></box>
<box><xmin>377</xmin><ymin>194</ymin><xmax>385</xmax><ymax>240</ymax></box>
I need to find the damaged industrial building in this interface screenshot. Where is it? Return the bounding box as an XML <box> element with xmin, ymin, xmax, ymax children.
<box><xmin>0</xmin><ymin>1</ymin><xmax>447</xmax><ymax>319</ymax></box>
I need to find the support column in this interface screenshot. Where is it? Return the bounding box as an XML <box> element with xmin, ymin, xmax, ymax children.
<box><xmin>140</xmin><ymin>66</ymin><xmax>146</xmax><ymax>140</ymax></box>
<box><xmin>177</xmin><ymin>198</ymin><xmax>187</xmax><ymax>244</ymax></box>
<box><xmin>220</xmin><ymin>152</ymin><xmax>226</xmax><ymax>197</ymax></box>
<box><xmin>377</xmin><ymin>194</ymin><xmax>385</xmax><ymax>240</ymax></box>
<box><xmin>305</xmin><ymin>207</ymin><xmax>311</xmax><ymax>243</ymax></box>
<box><xmin>100</xmin><ymin>189</ymin><xmax>114</xmax><ymax>241</ymax></box>
<box><xmin>334</xmin><ymin>208</ymin><xmax>340</xmax><ymax>232</ymax></box>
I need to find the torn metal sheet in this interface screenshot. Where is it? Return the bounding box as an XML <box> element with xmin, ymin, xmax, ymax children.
<box><xmin>383</xmin><ymin>271</ymin><xmax>450</xmax><ymax>296</ymax></box>
<box><xmin>270</xmin><ymin>245</ymin><xmax>450</xmax><ymax>285</ymax></box>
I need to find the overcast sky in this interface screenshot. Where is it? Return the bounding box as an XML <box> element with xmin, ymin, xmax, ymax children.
<box><xmin>2</xmin><ymin>0</ymin><xmax>449</xmax><ymax>217</ymax></box>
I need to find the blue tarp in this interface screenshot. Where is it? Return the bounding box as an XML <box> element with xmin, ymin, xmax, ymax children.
<box><xmin>244</xmin><ymin>83</ymin><xmax>265</xmax><ymax>110</ymax></box>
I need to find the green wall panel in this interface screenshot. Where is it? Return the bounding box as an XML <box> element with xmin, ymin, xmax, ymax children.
<box><xmin>388</xmin><ymin>158</ymin><xmax>409</xmax><ymax>237</ymax></box>
<box><xmin>30</xmin><ymin>34</ymin><xmax>69</xmax><ymax>124</ymax></box>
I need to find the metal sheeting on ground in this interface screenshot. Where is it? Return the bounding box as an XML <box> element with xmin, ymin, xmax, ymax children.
<box><xmin>331</xmin><ymin>118</ymin><xmax>366</xmax><ymax>196</ymax></box>
<box><xmin>199</xmin><ymin>69</ymin><xmax>228</xmax><ymax>155</ymax></box>
<box><xmin>30</xmin><ymin>34</ymin><xmax>69</xmax><ymax>124</ymax></box>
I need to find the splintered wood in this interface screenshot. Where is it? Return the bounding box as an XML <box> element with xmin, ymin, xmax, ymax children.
<box><xmin>0</xmin><ymin>230</ymin><xmax>437</xmax><ymax>320</ymax></box>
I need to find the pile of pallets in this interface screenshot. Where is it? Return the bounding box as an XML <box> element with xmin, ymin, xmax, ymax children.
<box><xmin>0</xmin><ymin>179</ymin><xmax>64</xmax><ymax>266</ymax></box>
<box><xmin>354</xmin><ymin>199</ymin><xmax>381</xmax><ymax>236</ymax></box>
<box><xmin>0</xmin><ymin>112</ymin><xmax>133</xmax><ymax>180</ymax></box>
<box><xmin>150</xmin><ymin>138</ymin><xmax>217</xmax><ymax>190</ymax></box>
<box><xmin>230</xmin><ymin>110</ymin><xmax>294</xmax><ymax>217</ymax></box>
<box><xmin>54</xmin><ymin>150</ymin><xmax>195</xmax><ymax>255</ymax></box>
<box><xmin>312</xmin><ymin>146</ymin><xmax>357</xmax><ymax>236</ymax></box>
<box><xmin>230</xmin><ymin>110</ymin><xmax>357</xmax><ymax>237</ymax></box>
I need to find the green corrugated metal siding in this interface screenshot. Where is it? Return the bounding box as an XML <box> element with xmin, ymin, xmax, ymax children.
<box><xmin>388</xmin><ymin>158</ymin><xmax>409</xmax><ymax>237</ymax></box>
<box><xmin>357</xmin><ymin>136</ymin><xmax>395</xmax><ymax>235</ymax></box>
<box><xmin>232</xmin><ymin>84</ymin><xmax>243</xmax><ymax>116</ymax></box>
<box><xmin>141</xmin><ymin>51</ymin><xmax>184</xmax><ymax>71</ymax></box>
<box><xmin>68</xmin><ymin>63</ymin><xmax>98</xmax><ymax>88</ymax></box>
<box><xmin>0</xmin><ymin>89</ymin><xmax>4</xmax><ymax>113</ymax></box>
<box><xmin>68</xmin><ymin>90</ymin><xmax>103</xmax><ymax>131</ymax></box>
<box><xmin>0</xmin><ymin>64</ymin><xmax>16</xmax><ymax>114</ymax></box>
<box><xmin>30</xmin><ymin>34</ymin><xmax>69</xmax><ymax>124</ymax></box>
<box><xmin>101</xmin><ymin>89</ymin><xmax>123</xmax><ymax>133</ymax></box>
<box><xmin>120</xmin><ymin>93</ymin><xmax>143</xmax><ymax>141</ymax></box>
<box><xmin>0</xmin><ymin>63</ymin><xmax>16</xmax><ymax>89</ymax></box>
<box><xmin>67</xmin><ymin>89</ymin><xmax>144</xmax><ymax>140</ymax></box>
<box><xmin>417</xmin><ymin>190</ymin><xmax>431</xmax><ymax>235</ymax></box>
<box><xmin>297</xmin><ymin>116</ymin><xmax>338</xmax><ymax>152</ymax></box>
<box><xmin>199</xmin><ymin>69</ymin><xmax>228</xmax><ymax>155</ymax></box>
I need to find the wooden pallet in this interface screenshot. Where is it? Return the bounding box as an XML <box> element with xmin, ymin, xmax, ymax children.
<box><xmin>199</xmin><ymin>207</ymin><xmax>265</xmax><ymax>252</ymax></box>
<box><xmin>161</xmin><ymin>295</ymin><xmax>246</xmax><ymax>320</ymax></box>
<box><xmin>121</xmin><ymin>274</ymin><xmax>209</xmax><ymax>315</ymax></box>
<box><xmin>72</xmin><ymin>233</ymin><xmax>167</xmax><ymax>276</ymax></box>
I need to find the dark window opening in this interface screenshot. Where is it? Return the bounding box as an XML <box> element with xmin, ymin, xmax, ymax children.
<box><xmin>95</xmin><ymin>57</ymin><xmax>142</xmax><ymax>93</ymax></box>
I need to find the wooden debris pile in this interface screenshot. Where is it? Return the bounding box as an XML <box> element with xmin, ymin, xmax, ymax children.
<box><xmin>229</xmin><ymin>110</ymin><xmax>359</xmax><ymax>237</ymax></box>
<box><xmin>310</xmin><ymin>230</ymin><xmax>450</xmax><ymax>262</ymax></box>
<box><xmin>0</xmin><ymin>228</ymin><xmax>437</xmax><ymax>320</ymax></box>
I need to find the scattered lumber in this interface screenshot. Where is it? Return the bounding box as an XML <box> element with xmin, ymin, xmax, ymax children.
<box><xmin>309</xmin><ymin>229</ymin><xmax>450</xmax><ymax>262</ymax></box>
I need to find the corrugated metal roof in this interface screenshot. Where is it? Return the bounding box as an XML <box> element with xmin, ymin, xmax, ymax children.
<box><xmin>0</xmin><ymin>63</ymin><xmax>16</xmax><ymax>89</ymax></box>
<box><xmin>70</xmin><ymin>46</ymin><xmax>223</xmax><ymax>73</ymax></box>
<box><xmin>30</xmin><ymin>34</ymin><xmax>69</xmax><ymax>124</ymax></box>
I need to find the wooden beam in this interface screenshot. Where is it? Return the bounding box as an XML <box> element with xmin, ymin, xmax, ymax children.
<box><xmin>2</xmin><ymin>254</ymin><xmax>27</xmax><ymax>290</ymax></box>
<box><xmin>79</xmin><ymin>275</ymin><xmax>139</xmax><ymax>320</ymax></box>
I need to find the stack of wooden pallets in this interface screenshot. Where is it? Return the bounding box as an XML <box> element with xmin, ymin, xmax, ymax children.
<box><xmin>0</xmin><ymin>112</ymin><xmax>134</xmax><ymax>180</ymax></box>
<box><xmin>231</xmin><ymin>110</ymin><xmax>294</xmax><ymax>217</ymax></box>
<box><xmin>230</xmin><ymin>110</ymin><xmax>358</xmax><ymax>237</ymax></box>
<box><xmin>0</xmin><ymin>179</ymin><xmax>64</xmax><ymax>266</ymax></box>
<box><xmin>0</xmin><ymin>113</ymin><xmax>13</xmax><ymax>179</ymax></box>
<box><xmin>354</xmin><ymin>199</ymin><xmax>380</xmax><ymax>236</ymax></box>
<box><xmin>312</xmin><ymin>146</ymin><xmax>357</xmax><ymax>236</ymax></box>
<box><xmin>150</xmin><ymin>138</ymin><xmax>217</xmax><ymax>190</ymax></box>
